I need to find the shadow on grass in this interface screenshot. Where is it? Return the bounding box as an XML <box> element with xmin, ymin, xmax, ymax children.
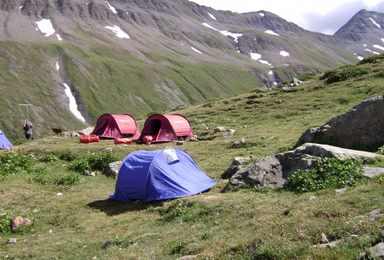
<box><xmin>87</xmin><ymin>199</ymin><xmax>163</xmax><ymax>216</ymax></box>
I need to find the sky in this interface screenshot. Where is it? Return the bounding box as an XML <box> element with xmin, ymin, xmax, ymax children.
<box><xmin>190</xmin><ymin>0</ymin><xmax>384</xmax><ymax>35</ymax></box>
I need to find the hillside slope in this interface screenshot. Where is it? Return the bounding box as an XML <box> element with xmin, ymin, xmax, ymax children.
<box><xmin>0</xmin><ymin>0</ymin><xmax>383</xmax><ymax>141</ymax></box>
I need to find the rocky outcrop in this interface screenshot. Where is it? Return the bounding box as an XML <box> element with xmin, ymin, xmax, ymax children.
<box><xmin>227</xmin><ymin>143</ymin><xmax>384</xmax><ymax>189</ymax></box>
<box><xmin>298</xmin><ymin>94</ymin><xmax>384</xmax><ymax>150</ymax></box>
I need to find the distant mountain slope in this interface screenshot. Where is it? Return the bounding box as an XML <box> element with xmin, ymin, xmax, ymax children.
<box><xmin>0</xmin><ymin>0</ymin><xmax>383</xmax><ymax>141</ymax></box>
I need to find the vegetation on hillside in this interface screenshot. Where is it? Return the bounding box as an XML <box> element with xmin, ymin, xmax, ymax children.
<box><xmin>1</xmin><ymin>54</ymin><xmax>384</xmax><ymax>259</ymax></box>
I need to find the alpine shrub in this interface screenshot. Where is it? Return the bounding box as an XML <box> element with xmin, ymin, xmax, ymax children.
<box><xmin>0</xmin><ymin>152</ymin><xmax>35</xmax><ymax>180</ymax></box>
<box><xmin>0</xmin><ymin>214</ymin><xmax>10</xmax><ymax>234</ymax></box>
<box><xmin>321</xmin><ymin>67</ymin><xmax>369</xmax><ymax>84</ymax></box>
<box><xmin>69</xmin><ymin>152</ymin><xmax>118</xmax><ymax>172</ymax></box>
<box><xmin>285</xmin><ymin>157</ymin><xmax>363</xmax><ymax>193</ymax></box>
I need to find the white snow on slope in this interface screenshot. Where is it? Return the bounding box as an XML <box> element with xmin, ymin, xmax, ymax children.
<box><xmin>382</xmin><ymin>38</ymin><xmax>384</xmax><ymax>43</ymax></box>
<box><xmin>369</xmin><ymin>18</ymin><xmax>381</xmax><ymax>28</ymax></box>
<box><xmin>56</xmin><ymin>34</ymin><xmax>62</xmax><ymax>41</ymax></box>
<box><xmin>357</xmin><ymin>56</ymin><xmax>364</xmax><ymax>61</ymax></box>
<box><xmin>105</xmin><ymin>25</ymin><xmax>129</xmax><ymax>39</ymax></box>
<box><xmin>373</xmin><ymin>44</ymin><xmax>384</xmax><ymax>51</ymax></box>
<box><xmin>105</xmin><ymin>1</ymin><xmax>117</xmax><ymax>14</ymax></box>
<box><xmin>202</xmin><ymin>23</ymin><xmax>218</xmax><ymax>31</ymax></box>
<box><xmin>265</xmin><ymin>30</ymin><xmax>279</xmax><ymax>36</ymax></box>
<box><xmin>365</xmin><ymin>48</ymin><xmax>373</xmax><ymax>53</ymax></box>
<box><xmin>280</xmin><ymin>51</ymin><xmax>290</xmax><ymax>57</ymax></box>
<box><xmin>56</xmin><ymin>62</ymin><xmax>60</xmax><ymax>71</ymax></box>
<box><xmin>259</xmin><ymin>12</ymin><xmax>265</xmax><ymax>17</ymax></box>
<box><xmin>250</xmin><ymin>52</ymin><xmax>262</xmax><ymax>60</ymax></box>
<box><xmin>202</xmin><ymin>23</ymin><xmax>242</xmax><ymax>43</ymax></box>
<box><xmin>258</xmin><ymin>59</ymin><xmax>272</xmax><ymax>67</ymax></box>
<box><xmin>208</xmin><ymin>12</ymin><xmax>217</xmax><ymax>20</ymax></box>
<box><xmin>35</xmin><ymin>19</ymin><xmax>55</xmax><ymax>37</ymax></box>
<box><xmin>19</xmin><ymin>5</ymin><xmax>23</xmax><ymax>9</ymax></box>
<box><xmin>191</xmin><ymin>47</ymin><xmax>202</xmax><ymax>54</ymax></box>
<box><xmin>63</xmin><ymin>83</ymin><xmax>85</xmax><ymax>122</ymax></box>
<box><xmin>269</xmin><ymin>70</ymin><xmax>273</xmax><ymax>75</ymax></box>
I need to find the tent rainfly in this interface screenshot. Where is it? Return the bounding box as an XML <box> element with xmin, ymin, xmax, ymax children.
<box><xmin>91</xmin><ymin>114</ymin><xmax>140</xmax><ymax>139</ymax></box>
<box><xmin>111</xmin><ymin>148</ymin><xmax>216</xmax><ymax>203</ymax></box>
<box><xmin>0</xmin><ymin>129</ymin><xmax>12</xmax><ymax>149</ymax></box>
<box><xmin>138</xmin><ymin>114</ymin><xmax>194</xmax><ymax>143</ymax></box>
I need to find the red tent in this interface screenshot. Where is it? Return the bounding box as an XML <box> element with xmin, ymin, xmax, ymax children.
<box><xmin>91</xmin><ymin>114</ymin><xmax>140</xmax><ymax>139</ymax></box>
<box><xmin>138</xmin><ymin>114</ymin><xmax>194</xmax><ymax>143</ymax></box>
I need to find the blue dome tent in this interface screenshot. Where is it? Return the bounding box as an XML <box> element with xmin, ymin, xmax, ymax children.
<box><xmin>111</xmin><ymin>148</ymin><xmax>216</xmax><ymax>203</ymax></box>
<box><xmin>0</xmin><ymin>129</ymin><xmax>12</xmax><ymax>149</ymax></box>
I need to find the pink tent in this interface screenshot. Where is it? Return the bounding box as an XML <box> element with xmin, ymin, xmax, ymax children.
<box><xmin>138</xmin><ymin>114</ymin><xmax>194</xmax><ymax>143</ymax></box>
<box><xmin>91</xmin><ymin>114</ymin><xmax>140</xmax><ymax>139</ymax></box>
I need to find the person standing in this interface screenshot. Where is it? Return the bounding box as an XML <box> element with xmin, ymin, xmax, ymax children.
<box><xmin>23</xmin><ymin>120</ymin><xmax>33</xmax><ymax>140</ymax></box>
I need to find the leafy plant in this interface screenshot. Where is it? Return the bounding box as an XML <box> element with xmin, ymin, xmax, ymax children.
<box><xmin>0</xmin><ymin>151</ymin><xmax>35</xmax><ymax>180</ymax></box>
<box><xmin>285</xmin><ymin>157</ymin><xmax>363</xmax><ymax>193</ymax></box>
<box><xmin>39</xmin><ymin>153</ymin><xmax>59</xmax><ymax>163</ymax></box>
<box><xmin>69</xmin><ymin>152</ymin><xmax>118</xmax><ymax>172</ymax></box>
<box><xmin>321</xmin><ymin>67</ymin><xmax>370</xmax><ymax>84</ymax></box>
<box><xmin>31</xmin><ymin>167</ymin><xmax>81</xmax><ymax>186</ymax></box>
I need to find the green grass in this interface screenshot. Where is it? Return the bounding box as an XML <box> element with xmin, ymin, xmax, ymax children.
<box><xmin>1</xmin><ymin>54</ymin><xmax>384</xmax><ymax>259</ymax></box>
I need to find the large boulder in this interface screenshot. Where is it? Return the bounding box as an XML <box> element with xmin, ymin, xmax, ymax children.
<box><xmin>228</xmin><ymin>143</ymin><xmax>384</xmax><ymax>189</ymax></box>
<box><xmin>297</xmin><ymin>94</ymin><xmax>384</xmax><ymax>150</ymax></box>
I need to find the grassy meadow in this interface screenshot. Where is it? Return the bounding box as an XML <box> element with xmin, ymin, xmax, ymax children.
<box><xmin>1</xmin><ymin>56</ymin><xmax>384</xmax><ymax>259</ymax></box>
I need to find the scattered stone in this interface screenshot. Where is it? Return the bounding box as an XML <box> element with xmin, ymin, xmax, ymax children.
<box><xmin>362</xmin><ymin>167</ymin><xmax>384</xmax><ymax>179</ymax></box>
<box><xmin>51</xmin><ymin>128</ymin><xmax>65</xmax><ymax>135</ymax></box>
<box><xmin>293</xmin><ymin>78</ymin><xmax>303</xmax><ymax>86</ymax></box>
<box><xmin>100</xmin><ymin>147</ymin><xmax>113</xmax><ymax>153</ymax></box>
<box><xmin>321</xmin><ymin>233</ymin><xmax>329</xmax><ymax>243</ymax></box>
<box><xmin>223</xmin><ymin>129</ymin><xmax>236</xmax><ymax>138</ymax></box>
<box><xmin>232</xmin><ymin>138</ymin><xmax>246</xmax><ymax>148</ymax></box>
<box><xmin>176</xmin><ymin>141</ymin><xmax>184</xmax><ymax>145</ymax></box>
<box><xmin>379</xmin><ymin>228</ymin><xmax>384</xmax><ymax>239</ymax></box>
<box><xmin>70</xmin><ymin>132</ymin><xmax>80</xmax><ymax>137</ymax></box>
<box><xmin>190</xmin><ymin>136</ymin><xmax>198</xmax><ymax>142</ymax></box>
<box><xmin>11</xmin><ymin>216</ymin><xmax>32</xmax><ymax>232</ymax></box>
<box><xmin>367</xmin><ymin>209</ymin><xmax>383</xmax><ymax>219</ymax></box>
<box><xmin>309</xmin><ymin>196</ymin><xmax>317</xmax><ymax>201</ymax></box>
<box><xmin>314</xmin><ymin>240</ymin><xmax>341</xmax><ymax>249</ymax></box>
<box><xmin>102</xmin><ymin>240</ymin><xmax>113</xmax><ymax>250</ymax></box>
<box><xmin>7</xmin><ymin>238</ymin><xmax>17</xmax><ymax>244</ymax></box>
<box><xmin>214</xmin><ymin>127</ymin><xmax>225</xmax><ymax>133</ymax></box>
<box><xmin>369</xmin><ymin>242</ymin><xmax>384</xmax><ymax>259</ymax></box>
<box><xmin>335</xmin><ymin>188</ymin><xmax>347</xmax><ymax>195</ymax></box>
<box><xmin>176</xmin><ymin>255</ymin><xmax>199</xmax><ymax>260</ymax></box>
<box><xmin>83</xmin><ymin>170</ymin><xmax>100</xmax><ymax>177</ymax></box>
<box><xmin>57</xmin><ymin>193</ymin><xmax>63</xmax><ymax>196</ymax></box>
<box><xmin>48</xmin><ymin>229</ymin><xmax>53</xmax><ymax>234</ymax></box>
<box><xmin>298</xmin><ymin>94</ymin><xmax>384</xmax><ymax>149</ymax></box>
<box><xmin>104</xmin><ymin>161</ymin><xmax>122</xmax><ymax>177</ymax></box>
<box><xmin>78</xmin><ymin>127</ymin><xmax>94</xmax><ymax>136</ymax></box>
<box><xmin>221</xmin><ymin>156</ymin><xmax>254</xmax><ymax>179</ymax></box>
<box><xmin>59</xmin><ymin>132</ymin><xmax>70</xmax><ymax>137</ymax></box>
<box><xmin>280</xmin><ymin>87</ymin><xmax>296</xmax><ymax>93</ymax></box>
<box><xmin>33</xmin><ymin>209</ymin><xmax>38</xmax><ymax>213</ymax></box>
<box><xmin>359</xmin><ymin>252</ymin><xmax>367</xmax><ymax>260</ymax></box>
<box><xmin>266</xmin><ymin>136</ymin><xmax>276</xmax><ymax>141</ymax></box>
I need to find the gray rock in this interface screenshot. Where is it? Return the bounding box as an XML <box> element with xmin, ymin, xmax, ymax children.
<box><xmin>176</xmin><ymin>256</ymin><xmax>199</xmax><ymax>260</ymax></box>
<box><xmin>369</xmin><ymin>242</ymin><xmax>384</xmax><ymax>259</ymax></box>
<box><xmin>298</xmin><ymin>94</ymin><xmax>384</xmax><ymax>149</ymax></box>
<box><xmin>7</xmin><ymin>238</ymin><xmax>17</xmax><ymax>244</ymax></box>
<box><xmin>314</xmin><ymin>240</ymin><xmax>341</xmax><ymax>249</ymax></box>
<box><xmin>379</xmin><ymin>228</ymin><xmax>384</xmax><ymax>239</ymax></box>
<box><xmin>309</xmin><ymin>196</ymin><xmax>317</xmax><ymax>201</ymax></box>
<box><xmin>214</xmin><ymin>127</ymin><xmax>225</xmax><ymax>133</ymax></box>
<box><xmin>362</xmin><ymin>167</ymin><xmax>384</xmax><ymax>179</ymax></box>
<box><xmin>221</xmin><ymin>156</ymin><xmax>254</xmax><ymax>179</ymax></box>
<box><xmin>59</xmin><ymin>132</ymin><xmax>70</xmax><ymax>137</ymax></box>
<box><xmin>78</xmin><ymin>127</ymin><xmax>94</xmax><ymax>136</ymax></box>
<box><xmin>104</xmin><ymin>161</ymin><xmax>122</xmax><ymax>177</ymax></box>
<box><xmin>228</xmin><ymin>143</ymin><xmax>382</xmax><ymax>189</ymax></box>
<box><xmin>70</xmin><ymin>132</ymin><xmax>80</xmax><ymax>137</ymax></box>
<box><xmin>100</xmin><ymin>147</ymin><xmax>113</xmax><ymax>153</ymax></box>
<box><xmin>335</xmin><ymin>188</ymin><xmax>347</xmax><ymax>195</ymax></box>
<box><xmin>232</xmin><ymin>138</ymin><xmax>246</xmax><ymax>148</ymax></box>
<box><xmin>223</xmin><ymin>129</ymin><xmax>236</xmax><ymax>137</ymax></box>
<box><xmin>367</xmin><ymin>209</ymin><xmax>383</xmax><ymax>219</ymax></box>
<box><xmin>281</xmin><ymin>87</ymin><xmax>296</xmax><ymax>93</ymax></box>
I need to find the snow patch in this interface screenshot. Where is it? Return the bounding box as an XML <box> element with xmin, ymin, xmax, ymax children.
<box><xmin>280</xmin><ymin>51</ymin><xmax>289</xmax><ymax>57</ymax></box>
<box><xmin>191</xmin><ymin>47</ymin><xmax>202</xmax><ymax>54</ymax></box>
<box><xmin>105</xmin><ymin>1</ymin><xmax>117</xmax><ymax>14</ymax></box>
<box><xmin>208</xmin><ymin>12</ymin><xmax>217</xmax><ymax>20</ymax></box>
<box><xmin>258</xmin><ymin>59</ymin><xmax>272</xmax><ymax>67</ymax></box>
<box><xmin>19</xmin><ymin>5</ymin><xmax>23</xmax><ymax>9</ymax></box>
<box><xmin>105</xmin><ymin>25</ymin><xmax>129</xmax><ymax>39</ymax></box>
<box><xmin>373</xmin><ymin>51</ymin><xmax>380</xmax><ymax>55</ymax></box>
<box><xmin>56</xmin><ymin>62</ymin><xmax>60</xmax><ymax>71</ymax></box>
<box><xmin>369</xmin><ymin>18</ymin><xmax>381</xmax><ymax>28</ymax></box>
<box><xmin>35</xmin><ymin>19</ymin><xmax>55</xmax><ymax>37</ymax></box>
<box><xmin>202</xmin><ymin>23</ymin><xmax>218</xmax><ymax>31</ymax></box>
<box><xmin>259</xmin><ymin>12</ymin><xmax>265</xmax><ymax>17</ymax></box>
<box><xmin>250</xmin><ymin>52</ymin><xmax>261</xmax><ymax>60</ymax></box>
<box><xmin>269</xmin><ymin>70</ymin><xmax>273</xmax><ymax>75</ymax></box>
<box><xmin>365</xmin><ymin>49</ymin><xmax>373</xmax><ymax>53</ymax></box>
<box><xmin>373</xmin><ymin>44</ymin><xmax>384</xmax><ymax>51</ymax></box>
<box><xmin>265</xmin><ymin>30</ymin><xmax>279</xmax><ymax>36</ymax></box>
<box><xmin>274</xmin><ymin>82</ymin><xmax>278</xmax><ymax>86</ymax></box>
<box><xmin>363</xmin><ymin>44</ymin><xmax>367</xmax><ymax>47</ymax></box>
<box><xmin>56</xmin><ymin>34</ymin><xmax>62</xmax><ymax>41</ymax></box>
<box><xmin>357</xmin><ymin>56</ymin><xmax>364</xmax><ymax>61</ymax></box>
<box><xmin>63</xmin><ymin>83</ymin><xmax>86</xmax><ymax>122</ymax></box>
